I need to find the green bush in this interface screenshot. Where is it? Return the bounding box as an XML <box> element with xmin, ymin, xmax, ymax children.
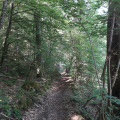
<box><xmin>17</xmin><ymin>96</ymin><xmax>33</xmax><ymax>110</ymax></box>
<box><xmin>22</xmin><ymin>81</ymin><xmax>40</xmax><ymax>92</ymax></box>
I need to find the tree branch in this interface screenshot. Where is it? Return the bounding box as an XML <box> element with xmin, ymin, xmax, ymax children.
<box><xmin>112</xmin><ymin>59</ymin><xmax>120</xmax><ymax>88</ymax></box>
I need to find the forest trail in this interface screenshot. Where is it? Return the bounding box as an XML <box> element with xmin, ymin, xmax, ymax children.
<box><xmin>22</xmin><ymin>75</ymin><xmax>84</xmax><ymax>120</ymax></box>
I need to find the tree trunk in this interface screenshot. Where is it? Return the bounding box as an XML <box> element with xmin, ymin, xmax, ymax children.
<box><xmin>34</xmin><ymin>14</ymin><xmax>42</xmax><ymax>77</ymax></box>
<box><xmin>0</xmin><ymin>0</ymin><xmax>8</xmax><ymax>30</ymax></box>
<box><xmin>107</xmin><ymin>1</ymin><xmax>120</xmax><ymax>98</ymax></box>
<box><xmin>107</xmin><ymin>2</ymin><xmax>120</xmax><ymax>117</ymax></box>
<box><xmin>0</xmin><ymin>3</ymin><xmax>14</xmax><ymax>66</ymax></box>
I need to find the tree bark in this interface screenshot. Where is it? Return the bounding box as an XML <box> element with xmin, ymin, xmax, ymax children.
<box><xmin>107</xmin><ymin>1</ymin><xmax>120</xmax><ymax>98</ymax></box>
<box><xmin>34</xmin><ymin>14</ymin><xmax>42</xmax><ymax>77</ymax></box>
<box><xmin>0</xmin><ymin>3</ymin><xmax>14</xmax><ymax>66</ymax></box>
<box><xmin>0</xmin><ymin>0</ymin><xmax>8</xmax><ymax>30</ymax></box>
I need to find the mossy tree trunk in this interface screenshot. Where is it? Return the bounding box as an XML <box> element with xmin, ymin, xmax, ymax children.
<box><xmin>34</xmin><ymin>14</ymin><xmax>42</xmax><ymax>78</ymax></box>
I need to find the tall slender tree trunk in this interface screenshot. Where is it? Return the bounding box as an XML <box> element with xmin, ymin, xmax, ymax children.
<box><xmin>0</xmin><ymin>0</ymin><xmax>8</xmax><ymax>30</ymax></box>
<box><xmin>34</xmin><ymin>14</ymin><xmax>42</xmax><ymax>77</ymax></box>
<box><xmin>0</xmin><ymin>3</ymin><xmax>14</xmax><ymax>66</ymax></box>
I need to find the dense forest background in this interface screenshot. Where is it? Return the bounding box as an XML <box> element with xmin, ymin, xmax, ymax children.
<box><xmin>0</xmin><ymin>0</ymin><xmax>120</xmax><ymax>120</ymax></box>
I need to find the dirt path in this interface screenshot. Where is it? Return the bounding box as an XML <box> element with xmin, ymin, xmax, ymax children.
<box><xmin>22</xmin><ymin>75</ymin><xmax>76</xmax><ymax>120</ymax></box>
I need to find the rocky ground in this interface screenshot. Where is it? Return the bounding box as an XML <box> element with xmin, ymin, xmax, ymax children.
<box><xmin>22</xmin><ymin>75</ymin><xmax>84</xmax><ymax>120</ymax></box>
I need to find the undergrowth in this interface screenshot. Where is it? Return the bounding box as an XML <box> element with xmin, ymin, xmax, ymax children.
<box><xmin>71</xmin><ymin>80</ymin><xmax>120</xmax><ymax>120</ymax></box>
<box><xmin>0</xmin><ymin>77</ymin><xmax>52</xmax><ymax>120</ymax></box>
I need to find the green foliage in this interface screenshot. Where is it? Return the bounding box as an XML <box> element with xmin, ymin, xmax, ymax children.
<box><xmin>71</xmin><ymin>80</ymin><xmax>95</xmax><ymax>119</ymax></box>
<box><xmin>0</xmin><ymin>92</ymin><xmax>11</xmax><ymax>115</ymax></box>
<box><xmin>22</xmin><ymin>81</ymin><xmax>40</xmax><ymax>92</ymax></box>
<box><xmin>2</xmin><ymin>58</ymin><xmax>30</xmax><ymax>77</ymax></box>
<box><xmin>3</xmin><ymin>79</ymin><xmax>17</xmax><ymax>86</ymax></box>
<box><xmin>72</xmin><ymin>82</ymin><xmax>120</xmax><ymax>120</ymax></box>
<box><xmin>12</xmin><ymin>108</ymin><xmax>21</xmax><ymax>119</ymax></box>
<box><xmin>0</xmin><ymin>90</ymin><xmax>22</xmax><ymax>119</ymax></box>
<box><xmin>17</xmin><ymin>96</ymin><xmax>33</xmax><ymax>110</ymax></box>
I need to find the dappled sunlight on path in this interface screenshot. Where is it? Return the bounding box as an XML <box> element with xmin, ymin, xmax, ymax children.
<box><xmin>71</xmin><ymin>114</ymin><xmax>85</xmax><ymax>120</ymax></box>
